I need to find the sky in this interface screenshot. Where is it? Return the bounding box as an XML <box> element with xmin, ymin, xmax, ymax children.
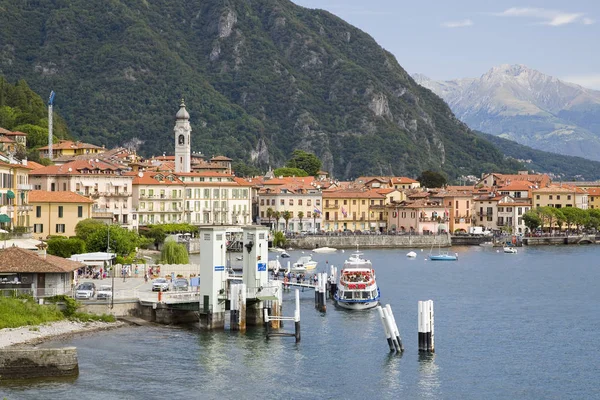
<box><xmin>292</xmin><ymin>0</ymin><xmax>600</xmax><ymax>89</ymax></box>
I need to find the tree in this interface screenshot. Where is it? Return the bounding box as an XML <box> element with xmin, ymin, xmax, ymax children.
<box><xmin>417</xmin><ymin>170</ymin><xmax>447</xmax><ymax>188</ymax></box>
<box><xmin>282</xmin><ymin>210</ymin><xmax>292</xmax><ymax>232</ymax></box>
<box><xmin>46</xmin><ymin>237</ymin><xmax>86</xmax><ymax>258</ymax></box>
<box><xmin>560</xmin><ymin>207</ymin><xmax>578</xmax><ymax>232</ymax></box>
<box><xmin>285</xmin><ymin>150</ymin><xmax>322</xmax><ymax>176</ymax></box>
<box><xmin>272</xmin><ymin>231</ymin><xmax>286</xmax><ymax>248</ymax></box>
<box><xmin>298</xmin><ymin>211</ymin><xmax>304</xmax><ymax>231</ymax></box>
<box><xmin>274</xmin><ymin>211</ymin><xmax>281</xmax><ymax>231</ymax></box>
<box><xmin>75</xmin><ymin>219</ymin><xmax>105</xmax><ymax>242</ymax></box>
<box><xmin>160</xmin><ymin>238</ymin><xmax>189</xmax><ymax>264</ymax></box>
<box><xmin>273</xmin><ymin>167</ymin><xmax>308</xmax><ymax>177</ymax></box>
<box><xmin>523</xmin><ymin>210</ymin><xmax>542</xmax><ymax>233</ymax></box>
<box><xmin>86</xmin><ymin>225</ymin><xmax>141</xmax><ymax>256</ymax></box>
<box><xmin>266</xmin><ymin>207</ymin><xmax>274</xmax><ymax>230</ymax></box>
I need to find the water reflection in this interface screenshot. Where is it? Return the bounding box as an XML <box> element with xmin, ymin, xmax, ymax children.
<box><xmin>418</xmin><ymin>353</ymin><xmax>441</xmax><ymax>399</ymax></box>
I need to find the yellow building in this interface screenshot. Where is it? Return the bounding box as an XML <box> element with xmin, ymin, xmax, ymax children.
<box><xmin>532</xmin><ymin>185</ymin><xmax>588</xmax><ymax>209</ymax></box>
<box><xmin>29</xmin><ymin>190</ymin><xmax>94</xmax><ymax>239</ymax></box>
<box><xmin>38</xmin><ymin>140</ymin><xmax>105</xmax><ymax>159</ymax></box>
<box><xmin>322</xmin><ymin>189</ymin><xmax>389</xmax><ymax>232</ymax></box>
<box><xmin>587</xmin><ymin>188</ymin><xmax>600</xmax><ymax>209</ymax></box>
<box><xmin>0</xmin><ymin>161</ymin><xmax>33</xmax><ymax>230</ymax></box>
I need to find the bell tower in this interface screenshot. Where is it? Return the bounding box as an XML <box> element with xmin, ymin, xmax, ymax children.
<box><xmin>174</xmin><ymin>99</ymin><xmax>191</xmax><ymax>173</ymax></box>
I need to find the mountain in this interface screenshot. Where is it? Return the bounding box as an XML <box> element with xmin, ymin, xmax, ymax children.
<box><xmin>475</xmin><ymin>131</ymin><xmax>600</xmax><ymax>181</ymax></box>
<box><xmin>414</xmin><ymin>65</ymin><xmax>600</xmax><ymax>161</ymax></box>
<box><xmin>0</xmin><ymin>0</ymin><xmax>522</xmax><ymax>179</ymax></box>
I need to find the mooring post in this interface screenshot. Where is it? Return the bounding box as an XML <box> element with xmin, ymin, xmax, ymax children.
<box><xmin>385</xmin><ymin>304</ymin><xmax>404</xmax><ymax>352</ymax></box>
<box><xmin>264</xmin><ymin>308</ymin><xmax>270</xmax><ymax>340</ymax></box>
<box><xmin>230</xmin><ymin>284</ymin><xmax>239</xmax><ymax>331</ymax></box>
<box><xmin>376</xmin><ymin>305</ymin><xmax>395</xmax><ymax>352</ymax></box>
<box><xmin>418</xmin><ymin>300</ymin><xmax>434</xmax><ymax>353</ymax></box>
<box><xmin>294</xmin><ymin>289</ymin><xmax>301</xmax><ymax>342</ymax></box>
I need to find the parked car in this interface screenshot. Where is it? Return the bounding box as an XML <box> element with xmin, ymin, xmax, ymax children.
<box><xmin>173</xmin><ymin>278</ymin><xmax>189</xmax><ymax>291</ymax></box>
<box><xmin>96</xmin><ymin>285</ymin><xmax>113</xmax><ymax>300</ymax></box>
<box><xmin>152</xmin><ymin>278</ymin><xmax>169</xmax><ymax>292</ymax></box>
<box><xmin>75</xmin><ymin>282</ymin><xmax>96</xmax><ymax>300</ymax></box>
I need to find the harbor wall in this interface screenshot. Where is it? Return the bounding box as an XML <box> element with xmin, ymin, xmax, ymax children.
<box><xmin>286</xmin><ymin>234</ymin><xmax>451</xmax><ymax>249</ymax></box>
<box><xmin>0</xmin><ymin>347</ymin><xmax>78</xmax><ymax>379</ymax></box>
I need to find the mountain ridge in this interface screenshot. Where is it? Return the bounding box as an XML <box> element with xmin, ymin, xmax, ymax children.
<box><xmin>413</xmin><ymin>65</ymin><xmax>600</xmax><ymax>161</ymax></box>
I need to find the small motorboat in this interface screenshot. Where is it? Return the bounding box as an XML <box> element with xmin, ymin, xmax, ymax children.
<box><xmin>406</xmin><ymin>251</ymin><xmax>417</xmax><ymax>258</ymax></box>
<box><xmin>312</xmin><ymin>247</ymin><xmax>337</xmax><ymax>254</ymax></box>
<box><xmin>280</xmin><ymin>252</ymin><xmax>291</xmax><ymax>258</ymax></box>
<box><xmin>429</xmin><ymin>253</ymin><xmax>458</xmax><ymax>261</ymax></box>
<box><xmin>503</xmin><ymin>247</ymin><xmax>518</xmax><ymax>254</ymax></box>
<box><xmin>289</xmin><ymin>255</ymin><xmax>318</xmax><ymax>273</ymax></box>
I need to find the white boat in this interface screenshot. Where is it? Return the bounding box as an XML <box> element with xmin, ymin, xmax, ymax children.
<box><xmin>406</xmin><ymin>251</ymin><xmax>417</xmax><ymax>258</ymax></box>
<box><xmin>313</xmin><ymin>247</ymin><xmax>337</xmax><ymax>254</ymax></box>
<box><xmin>479</xmin><ymin>241</ymin><xmax>494</xmax><ymax>247</ymax></box>
<box><xmin>503</xmin><ymin>246</ymin><xmax>518</xmax><ymax>254</ymax></box>
<box><xmin>289</xmin><ymin>255</ymin><xmax>318</xmax><ymax>273</ymax></box>
<box><xmin>280</xmin><ymin>252</ymin><xmax>291</xmax><ymax>258</ymax></box>
<box><xmin>269</xmin><ymin>248</ymin><xmax>286</xmax><ymax>253</ymax></box>
<box><xmin>334</xmin><ymin>250</ymin><xmax>380</xmax><ymax>310</ymax></box>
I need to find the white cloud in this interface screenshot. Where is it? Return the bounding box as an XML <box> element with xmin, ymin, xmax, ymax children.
<box><xmin>441</xmin><ymin>19</ymin><xmax>473</xmax><ymax>28</ymax></box>
<box><xmin>563</xmin><ymin>74</ymin><xmax>600</xmax><ymax>90</ymax></box>
<box><xmin>493</xmin><ymin>7</ymin><xmax>594</xmax><ymax>26</ymax></box>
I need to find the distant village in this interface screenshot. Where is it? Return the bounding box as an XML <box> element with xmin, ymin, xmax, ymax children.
<box><xmin>0</xmin><ymin>101</ymin><xmax>599</xmax><ymax>242</ymax></box>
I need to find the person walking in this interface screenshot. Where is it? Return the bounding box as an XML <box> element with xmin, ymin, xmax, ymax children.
<box><xmin>122</xmin><ymin>266</ymin><xmax>127</xmax><ymax>282</ymax></box>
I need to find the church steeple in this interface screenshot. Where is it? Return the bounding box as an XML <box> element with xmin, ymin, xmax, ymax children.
<box><xmin>174</xmin><ymin>99</ymin><xmax>191</xmax><ymax>173</ymax></box>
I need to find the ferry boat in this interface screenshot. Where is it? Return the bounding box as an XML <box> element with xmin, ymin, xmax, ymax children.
<box><xmin>334</xmin><ymin>250</ymin><xmax>380</xmax><ymax>310</ymax></box>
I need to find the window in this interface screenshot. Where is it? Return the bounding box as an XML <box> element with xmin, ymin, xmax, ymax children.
<box><xmin>549</xmin><ymin>195</ymin><xmax>553</xmax><ymax>200</ymax></box>
<box><xmin>34</xmin><ymin>224</ymin><xmax>43</xmax><ymax>233</ymax></box>
<box><xmin>289</xmin><ymin>199</ymin><xmax>294</xmax><ymax>206</ymax></box>
<box><xmin>307</xmin><ymin>199</ymin><xmax>312</xmax><ymax>206</ymax></box>
<box><xmin>298</xmin><ymin>199</ymin><xmax>303</xmax><ymax>206</ymax></box>
<box><xmin>56</xmin><ymin>224</ymin><xmax>65</xmax><ymax>233</ymax></box>
<box><xmin>316</xmin><ymin>200</ymin><xmax>321</xmax><ymax>206</ymax></box>
<box><xmin>260</xmin><ymin>199</ymin><xmax>265</xmax><ymax>206</ymax></box>
<box><xmin>50</xmin><ymin>183</ymin><xmax>55</xmax><ymax>191</ymax></box>
<box><xmin>557</xmin><ymin>195</ymin><xmax>561</xmax><ymax>200</ymax></box>
<box><xmin>344</xmin><ymin>200</ymin><xmax>347</xmax><ymax>205</ymax></box>
<box><xmin>361</xmin><ymin>200</ymin><xmax>365</xmax><ymax>205</ymax></box>
<box><xmin>280</xmin><ymin>199</ymin><xmax>285</xmax><ymax>205</ymax></box>
<box><xmin>567</xmin><ymin>195</ymin><xmax>572</xmax><ymax>200</ymax></box>
<box><xmin>58</xmin><ymin>206</ymin><xmax>63</xmax><ymax>218</ymax></box>
<box><xmin>36</xmin><ymin>206</ymin><xmax>41</xmax><ymax>218</ymax></box>
<box><xmin>78</xmin><ymin>206</ymin><xmax>83</xmax><ymax>218</ymax></box>
<box><xmin>536</xmin><ymin>194</ymin><xmax>540</xmax><ymax>200</ymax></box>
<box><xmin>140</xmin><ymin>189</ymin><xmax>145</xmax><ymax>197</ymax></box>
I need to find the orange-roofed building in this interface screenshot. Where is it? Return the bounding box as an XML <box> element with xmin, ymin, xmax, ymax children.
<box><xmin>0</xmin><ymin>160</ymin><xmax>33</xmax><ymax>230</ymax></box>
<box><xmin>29</xmin><ymin>190</ymin><xmax>94</xmax><ymax>239</ymax></box>
<box><xmin>390</xmin><ymin>177</ymin><xmax>421</xmax><ymax>190</ymax></box>
<box><xmin>532</xmin><ymin>184</ymin><xmax>588</xmax><ymax>210</ymax></box>
<box><xmin>38</xmin><ymin>140</ymin><xmax>105</xmax><ymax>160</ymax></box>
<box><xmin>0</xmin><ymin>128</ymin><xmax>27</xmax><ymax>147</ymax></box>
<box><xmin>478</xmin><ymin>171</ymin><xmax>551</xmax><ymax>189</ymax></box>
<box><xmin>130</xmin><ymin>171</ymin><xmax>185</xmax><ymax>226</ymax></box>
<box><xmin>387</xmin><ymin>199</ymin><xmax>448</xmax><ymax>234</ymax></box>
<box><xmin>587</xmin><ymin>188</ymin><xmax>600</xmax><ymax>209</ymax></box>
<box><xmin>322</xmin><ymin>189</ymin><xmax>389</xmax><ymax>232</ymax></box>
<box><xmin>432</xmin><ymin>190</ymin><xmax>474</xmax><ymax>233</ymax></box>
<box><xmin>29</xmin><ymin>159</ymin><xmax>135</xmax><ymax>229</ymax></box>
<box><xmin>496</xmin><ymin>196</ymin><xmax>532</xmax><ymax>234</ymax></box>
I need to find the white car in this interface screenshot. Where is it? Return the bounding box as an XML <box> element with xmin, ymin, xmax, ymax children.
<box><xmin>152</xmin><ymin>278</ymin><xmax>169</xmax><ymax>292</ymax></box>
<box><xmin>96</xmin><ymin>285</ymin><xmax>113</xmax><ymax>300</ymax></box>
<box><xmin>75</xmin><ymin>282</ymin><xmax>96</xmax><ymax>300</ymax></box>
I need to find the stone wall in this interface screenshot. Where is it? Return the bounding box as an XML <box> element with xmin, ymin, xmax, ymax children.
<box><xmin>0</xmin><ymin>347</ymin><xmax>78</xmax><ymax>379</ymax></box>
<box><xmin>286</xmin><ymin>234</ymin><xmax>451</xmax><ymax>249</ymax></box>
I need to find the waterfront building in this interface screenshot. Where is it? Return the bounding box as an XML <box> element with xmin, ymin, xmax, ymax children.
<box><xmin>29</xmin><ymin>190</ymin><xmax>93</xmax><ymax>239</ymax></box>
<box><xmin>28</xmin><ymin>160</ymin><xmax>135</xmax><ymax>229</ymax></box>
<box><xmin>322</xmin><ymin>189</ymin><xmax>388</xmax><ymax>232</ymax></box>
<box><xmin>496</xmin><ymin>196</ymin><xmax>532</xmax><ymax>234</ymax></box>
<box><xmin>433</xmin><ymin>190</ymin><xmax>474</xmax><ymax>233</ymax></box>
<box><xmin>0</xmin><ymin>160</ymin><xmax>33</xmax><ymax>230</ymax></box>
<box><xmin>387</xmin><ymin>199</ymin><xmax>448</xmax><ymax>234</ymax></box>
<box><xmin>130</xmin><ymin>171</ymin><xmax>185</xmax><ymax>226</ymax></box>
<box><xmin>38</xmin><ymin>140</ymin><xmax>105</xmax><ymax>160</ymax></box>
<box><xmin>473</xmin><ymin>193</ymin><xmax>503</xmax><ymax>231</ymax></box>
<box><xmin>257</xmin><ymin>176</ymin><xmax>322</xmax><ymax>232</ymax></box>
<box><xmin>532</xmin><ymin>185</ymin><xmax>588</xmax><ymax>210</ymax></box>
<box><xmin>587</xmin><ymin>188</ymin><xmax>600</xmax><ymax>209</ymax></box>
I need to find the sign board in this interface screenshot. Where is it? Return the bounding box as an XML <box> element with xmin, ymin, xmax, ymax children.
<box><xmin>257</xmin><ymin>263</ymin><xmax>267</xmax><ymax>272</ymax></box>
<box><xmin>214</xmin><ymin>265</ymin><xmax>225</xmax><ymax>272</ymax></box>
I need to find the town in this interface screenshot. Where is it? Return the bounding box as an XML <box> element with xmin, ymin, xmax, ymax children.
<box><xmin>0</xmin><ymin>102</ymin><xmax>598</xmax><ymax>244</ymax></box>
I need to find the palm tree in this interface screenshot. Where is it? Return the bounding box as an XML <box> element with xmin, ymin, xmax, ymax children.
<box><xmin>282</xmin><ymin>211</ymin><xmax>292</xmax><ymax>233</ymax></box>
<box><xmin>298</xmin><ymin>211</ymin><xmax>304</xmax><ymax>232</ymax></box>
<box><xmin>274</xmin><ymin>211</ymin><xmax>281</xmax><ymax>231</ymax></box>
<box><xmin>266</xmin><ymin>207</ymin><xmax>274</xmax><ymax>230</ymax></box>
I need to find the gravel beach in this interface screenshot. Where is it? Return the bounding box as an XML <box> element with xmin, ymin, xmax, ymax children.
<box><xmin>0</xmin><ymin>320</ymin><xmax>125</xmax><ymax>349</ymax></box>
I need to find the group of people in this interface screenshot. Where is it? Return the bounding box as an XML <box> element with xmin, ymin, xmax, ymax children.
<box><xmin>343</xmin><ymin>273</ymin><xmax>371</xmax><ymax>283</ymax></box>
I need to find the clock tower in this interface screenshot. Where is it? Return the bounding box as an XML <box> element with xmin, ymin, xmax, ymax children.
<box><xmin>174</xmin><ymin>99</ymin><xmax>191</xmax><ymax>173</ymax></box>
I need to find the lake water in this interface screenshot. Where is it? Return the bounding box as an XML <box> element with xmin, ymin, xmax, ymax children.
<box><xmin>3</xmin><ymin>245</ymin><xmax>600</xmax><ymax>399</ymax></box>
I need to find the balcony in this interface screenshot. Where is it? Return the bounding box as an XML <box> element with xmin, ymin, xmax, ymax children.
<box><xmin>103</xmin><ymin>191</ymin><xmax>131</xmax><ymax>197</ymax></box>
<box><xmin>419</xmin><ymin>217</ymin><xmax>449</xmax><ymax>222</ymax></box>
<box><xmin>17</xmin><ymin>184</ymin><xmax>33</xmax><ymax>190</ymax></box>
<box><xmin>7</xmin><ymin>205</ymin><xmax>33</xmax><ymax>212</ymax></box>
<box><xmin>323</xmin><ymin>204</ymin><xmax>338</xmax><ymax>210</ymax></box>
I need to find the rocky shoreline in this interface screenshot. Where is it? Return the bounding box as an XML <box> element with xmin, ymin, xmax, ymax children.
<box><xmin>0</xmin><ymin>320</ymin><xmax>126</xmax><ymax>349</ymax></box>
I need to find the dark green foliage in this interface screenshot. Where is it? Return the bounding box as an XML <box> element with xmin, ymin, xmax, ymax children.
<box><xmin>160</xmin><ymin>239</ymin><xmax>189</xmax><ymax>264</ymax></box>
<box><xmin>417</xmin><ymin>170</ymin><xmax>447</xmax><ymax>188</ymax></box>
<box><xmin>0</xmin><ymin>0</ymin><xmax>523</xmax><ymax>179</ymax></box>
<box><xmin>285</xmin><ymin>150</ymin><xmax>322</xmax><ymax>176</ymax></box>
<box><xmin>273</xmin><ymin>167</ymin><xmax>308</xmax><ymax>177</ymax></box>
<box><xmin>46</xmin><ymin>236</ymin><xmax>86</xmax><ymax>258</ymax></box>
<box><xmin>523</xmin><ymin>210</ymin><xmax>541</xmax><ymax>232</ymax></box>
<box><xmin>74</xmin><ymin>219</ymin><xmax>105</xmax><ymax>242</ymax></box>
<box><xmin>475</xmin><ymin>131</ymin><xmax>600</xmax><ymax>180</ymax></box>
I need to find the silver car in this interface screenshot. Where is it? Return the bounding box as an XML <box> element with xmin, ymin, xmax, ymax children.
<box><xmin>96</xmin><ymin>285</ymin><xmax>113</xmax><ymax>300</ymax></box>
<box><xmin>75</xmin><ymin>282</ymin><xmax>96</xmax><ymax>299</ymax></box>
<box><xmin>152</xmin><ymin>278</ymin><xmax>169</xmax><ymax>292</ymax></box>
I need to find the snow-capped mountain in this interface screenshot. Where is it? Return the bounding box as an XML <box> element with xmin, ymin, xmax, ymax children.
<box><xmin>413</xmin><ymin>65</ymin><xmax>600</xmax><ymax>161</ymax></box>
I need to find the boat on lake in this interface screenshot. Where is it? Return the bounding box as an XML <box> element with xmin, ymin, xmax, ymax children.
<box><xmin>429</xmin><ymin>242</ymin><xmax>458</xmax><ymax>261</ymax></box>
<box><xmin>289</xmin><ymin>255</ymin><xmax>317</xmax><ymax>273</ymax></box>
<box><xmin>406</xmin><ymin>251</ymin><xmax>417</xmax><ymax>258</ymax></box>
<box><xmin>334</xmin><ymin>250</ymin><xmax>380</xmax><ymax>310</ymax></box>
<box><xmin>503</xmin><ymin>246</ymin><xmax>518</xmax><ymax>254</ymax></box>
<box><xmin>313</xmin><ymin>246</ymin><xmax>337</xmax><ymax>254</ymax></box>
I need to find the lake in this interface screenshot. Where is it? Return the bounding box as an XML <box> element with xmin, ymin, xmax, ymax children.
<box><xmin>3</xmin><ymin>245</ymin><xmax>600</xmax><ymax>399</ymax></box>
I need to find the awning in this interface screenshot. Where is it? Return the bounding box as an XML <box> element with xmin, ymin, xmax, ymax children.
<box><xmin>6</xmin><ymin>190</ymin><xmax>15</xmax><ymax>200</ymax></box>
<box><xmin>0</xmin><ymin>214</ymin><xmax>11</xmax><ymax>223</ymax></box>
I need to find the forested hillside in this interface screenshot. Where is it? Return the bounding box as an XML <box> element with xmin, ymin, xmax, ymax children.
<box><xmin>0</xmin><ymin>0</ymin><xmax>522</xmax><ymax>178</ymax></box>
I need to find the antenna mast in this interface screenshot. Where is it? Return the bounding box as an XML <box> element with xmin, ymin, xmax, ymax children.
<box><xmin>48</xmin><ymin>91</ymin><xmax>55</xmax><ymax>161</ymax></box>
